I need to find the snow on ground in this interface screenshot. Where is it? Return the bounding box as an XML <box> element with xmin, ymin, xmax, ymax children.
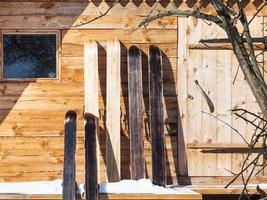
<box><xmin>0</xmin><ymin>179</ymin><xmax>198</xmax><ymax>195</ymax></box>
<box><xmin>79</xmin><ymin>179</ymin><xmax>198</xmax><ymax>195</ymax></box>
<box><xmin>0</xmin><ymin>179</ymin><xmax>62</xmax><ymax>194</ymax></box>
<box><xmin>4</xmin><ymin>178</ymin><xmax>267</xmax><ymax>195</ymax></box>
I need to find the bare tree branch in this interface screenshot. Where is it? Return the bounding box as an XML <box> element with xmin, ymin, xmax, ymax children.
<box><xmin>73</xmin><ymin>0</ymin><xmax>120</xmax><ymax>27</ymax></box>
<box><xmin>132</xmin><ymin>8</ymin><xmax>223</xmax><ymax>32</ymax></box>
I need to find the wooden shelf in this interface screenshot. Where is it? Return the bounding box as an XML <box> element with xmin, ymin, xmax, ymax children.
<box><xmin>186</xmin><ymin>185</ymin><xmax>266</xmax><ymax>195</ymax></box>
<box><xmin>0</xmin><ymin>193</ymin><xmax>202</xmax><ymax>200</ymax></box>
<box><xmin>187</xmin><ymin>143</ymin><xmax>262</xmax><ymax>149</ymax></box>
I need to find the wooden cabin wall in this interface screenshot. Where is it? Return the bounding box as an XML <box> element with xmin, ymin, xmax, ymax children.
<box><xmin>0</xmin><ymin>1</ymin><xmax>178</xmax><ymax>184</ymax></box>
<box><xmin>178</xmin><ymin>16</ymin><xmax>266</xmax><ymax>179</ymax></box>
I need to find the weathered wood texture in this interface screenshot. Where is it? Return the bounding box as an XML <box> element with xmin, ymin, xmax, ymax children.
<box><xmin>128</xmin><ymin>46</ymin><xmax>145</xmax><ymax>180</ymax></box>
<box><xmin>85</xmin><ymin>114</ymin><xmax>98</xmax><ymax>200</ymax></box>
<box><xmin>0</xmin><ymin>1</ymin><xmax>177</xmax><ymax>184</ymax></box>
<box><xmin>178</xmin><ymin>17</ymin><xmax>264</xmax><ymax>177</ymax></box>
<box><xmin>149</xmin><ymin>45</ymin><xmax>165</xmax><ymax>186</ymax></box>
<box><xmin>106</xmin><ymin>39</ymin><xmax>121</xmax><ymax>182</ymax></box>
<box><xmin>63</xmin><ymin>111</ymin><xmax>77</xmax><ymax>200</ymax></box>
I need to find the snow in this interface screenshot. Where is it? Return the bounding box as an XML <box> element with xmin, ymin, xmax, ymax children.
<box><xmin>1</xmin><ymin>178</ymin><xmax>267</xmax><ymax>196</ymax></box>
<box><xmin>0</xmin><ymin>179</ymin><xmax>62</xmax><ymax>194</ymax></box>
<box><xmin>0</xmin><ymin>179</ymin><xmax>201</xmax><ymax>195</ymax></box>
<box><xmin>79</xmin><ymin>179</ymin><xmax>198</xmax><ymax>195</ymax></box>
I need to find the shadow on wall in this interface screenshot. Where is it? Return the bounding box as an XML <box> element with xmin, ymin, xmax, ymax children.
<box><xmin>95</xmin><ymin>42</ymin><xmax>184</xmax><ymax>183</ymax></box>
<box><xmin>0</xmin><ymin>0</ymin><xmax>176</xmax><ymax>130</ymax></box>
<box><xmin>0</xmin><ymin>0</ymin><xmax>187</xmax><ymax>182</ymax></box>
<box><xmin>161</xmin><ymin>52</ymin><xmax>190</xmax><ymax>185</ymax></box>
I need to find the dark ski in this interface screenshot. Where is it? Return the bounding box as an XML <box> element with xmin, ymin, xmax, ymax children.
<box><xmin>63</xmin><ymin>110</ymin><xmax>77</xmax><ymax>200</ymax></box>
<box><xmin>85</xmin><ymin>113</ymin><xmax>98</xmax><ymax>200</ymax></box>
<box><xmin>149</xmin><ymin>45</ymin><xmax>166</xmax><ymax>186</ymax></box>
<box><xmin>128</xmin><ymin>46</ymin><xmax>145</xmax><ymax>180</ymax></box>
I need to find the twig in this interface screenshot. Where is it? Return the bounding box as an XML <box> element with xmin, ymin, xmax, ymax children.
<box><xmin>248</xmin><ymin>3</ymin><xmax>267</xmax><ymax>25</ymax></box>
<box><xmin>233</xmin><ymin>64</ymin><xmax>240</xmax><ymax>85</ymax></box>
<box><xmin>201</xmin><ymin>111</ymin><xmax>249</xmax><ymax>145</ymax></box>
<box><xmin>73</xmin><ymin>0</ymin><xmax>120</xmax><ymax>27</ymax></box>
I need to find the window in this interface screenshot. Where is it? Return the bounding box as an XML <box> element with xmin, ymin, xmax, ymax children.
<box><xmin>2</xmin><ymin>31</ymin><xmax>60</xmax><ymax>80</ymax></box>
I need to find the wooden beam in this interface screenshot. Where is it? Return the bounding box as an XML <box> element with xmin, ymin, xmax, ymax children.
<box><xmin>128</xmin><ymin>46</ymin><xmax>145</xmax><ymax>180</ymax></box>
<box><xmin>149</xmin><ymin>45</ymin><xmax>165</xmax><ymax>186</ymax></box>
<box><xmin>0</xmin><ymin>193</ymin><xmax>202</xmax><ymax>200</ymax></box>
<box><xmin>62</xmin><ymin>110</ymin><xmax>77</xmax><ymax>200</ymax></box>
<box><xmin>187</xmin><ymin>143</ymin><xmax>262</xmax><ymax>149</ymax></box>
<box><xmin>189</xmin><ymin>43</ymin><xmax>265</xmax><ymax>50</ymax></box>
<box><xmin>99</xmin><ymin>194</ymin><xmax>202</xmax><ymax>200</ymax></box>
<box><xmin>106</xmin><ymin>39</ymin><xmax>121</xmax><ymax>182</ymax></box>
<box><xmin>85</xmin><ymin>114</ymin><xmax>98</xmax><ymax>200</ymax></box>
<box><xmin>189</xmin><ymin>37</ymin><xmax>267</xmax><ymax>50</ymax></box>
<box><xmin>199</xmin><ymin>37</ymin><xmax>266</xmax><ymax>43</ymax></box>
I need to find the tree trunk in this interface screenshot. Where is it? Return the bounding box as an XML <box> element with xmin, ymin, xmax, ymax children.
<box><xmin>225</xmin><ymin>25</ymin><xmax>267</xmax><ymax>118</ymax></box>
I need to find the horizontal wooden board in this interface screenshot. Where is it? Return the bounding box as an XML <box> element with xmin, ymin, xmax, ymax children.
<box><xmin>0</xmin><ymin>15</ymin><xmax>176</xmax><ymax>30</ymax></box>
<box><xmin>62</xmin><ymin>43</ymin><xmax>177</xmax><ymax>57</ymax></box>
<box><xmin>0</xmin><ymin>2</ymin><xmax>172</xmax><ymax>16</ymax></box>
<box><xmin>0</xmin><ymin>0</ymin><xmax>178</xmax><ymax>182</ymax></box>
<box><xmin>62</xmin><ymin>29</ymin><xmax>177</xmax><ymax>44</ymax></box>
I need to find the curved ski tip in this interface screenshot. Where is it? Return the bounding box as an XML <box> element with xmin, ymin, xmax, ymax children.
<box><xmin>129</xmin><ymin>46</ymin><xmax>140</xmax><ymax>55</ymax></box>
<box><xmin>149</xmin><ymin>44</ymin><xmax>160</xmax><ymax>54</ymax></box>
<box><xmin>65</xmin><ymin>110</ymin><xmax>77</xmax><ymax>123</ymax></box>
<box><xmin>84</xmin><ymin>113</ymin><xmax>96</xmax><ymax>124</ymax></box>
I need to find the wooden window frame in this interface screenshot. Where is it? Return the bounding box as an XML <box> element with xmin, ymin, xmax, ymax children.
<box><xmin>0</xmin><ymin>30</ymin><xmax>61</xmax><ymax>82</ymax></box>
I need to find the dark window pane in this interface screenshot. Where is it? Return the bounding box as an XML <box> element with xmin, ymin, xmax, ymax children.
<box><xmin>3</xmin><ymin>34</ymin><xmax>57</xmax><ymax>78</ymax></box>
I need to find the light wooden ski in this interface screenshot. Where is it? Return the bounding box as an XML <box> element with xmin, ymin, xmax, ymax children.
<box><xmin>84</xmin><ymin>41</ymin><xmax>99</xmax><ymax>200</ymax></box>
<box><xmin>106</xmin><ymin>39</ymin><xmax>121</xmax><ymax>182</ymax></box>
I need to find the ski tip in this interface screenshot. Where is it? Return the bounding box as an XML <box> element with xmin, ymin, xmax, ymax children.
<box><xmin>84</xmin><ymin>113</ymin><xmax>97</xmax><ymax>124</ymax></box>
<box><xmin>65</xmin><ymin>110</ymin><xmax>77</xmax><ymax>123</ymax></box>
<box><xmin>129</xmin><ymin>46</ymin><xmax>140</xmax><ymax>55</ymax></box>
<box><xmin>149</xmin><ymin>44</ymin><xmax>160</xmax><ymax>54</ymax></box>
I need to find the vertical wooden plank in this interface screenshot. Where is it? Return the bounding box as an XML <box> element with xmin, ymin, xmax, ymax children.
<box><xmin>128</xmin><ymin>46</ymin><xmax>145</xmax><ymax>180</ymax></box>
<box><xmin>177</xmin><ymin>17</ymin><xmax>189</xmax><ymax>177</ymax></box>
<box><xmin>149</xmin><ymin>45</ymin><xmax>165</xmax><ymax>186</ymax></box>
<box><xmin>63</xmin><ymin>110</ymin><xmax>77</xmax><ymax>200</ymax></box>
<box><xmin>246</xmin><ymin>16</ymin><xmax>264</xmax><ymax>176</ymax></box>
<box><xmin>186</xmin><ymin>18</ymin><xmax>203</xmax><ymax>176</ymax></box>
<box><xmin>201</xmin><ymin>22</ymin><xmax>217</xmax><ymax>176</ymax></box>
<box><xmin>216</xmin><ymin>50</ymin><xmax>232</xmax><ymax>176</ymax></box>
<box><xmin>106</xmin><ymin>39</ymin><xmax>121</xmax><ymax>182</ymax></box>
<box><xmin>231</xmin><ymin>54</ymin><xmax>247</xmax><ymax>174</ymax></box>
<box><xmin>84</xmin><ymin>41</ymin><xmax>99</xmax><ymax>200</ymax></box>
<box><xmin>85</xmin><ymin>114</ymin><xmax>98</xmax><ymax>200</ymax></box>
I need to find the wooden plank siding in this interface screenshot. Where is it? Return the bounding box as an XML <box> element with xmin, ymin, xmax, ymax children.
<box><xmin>0</xmin><ymin>0</ymin><xmax>264</xmax><ymax>186</ymax></box>
<box><xmin>0</xmin><ymin>1</ymin><xmax>178</xmax><ymax>184</ymax></box>
<box><xmin>178</xmin><ymin>17</ymin><xmax>264</xmax><ymax>177</ymax></box>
